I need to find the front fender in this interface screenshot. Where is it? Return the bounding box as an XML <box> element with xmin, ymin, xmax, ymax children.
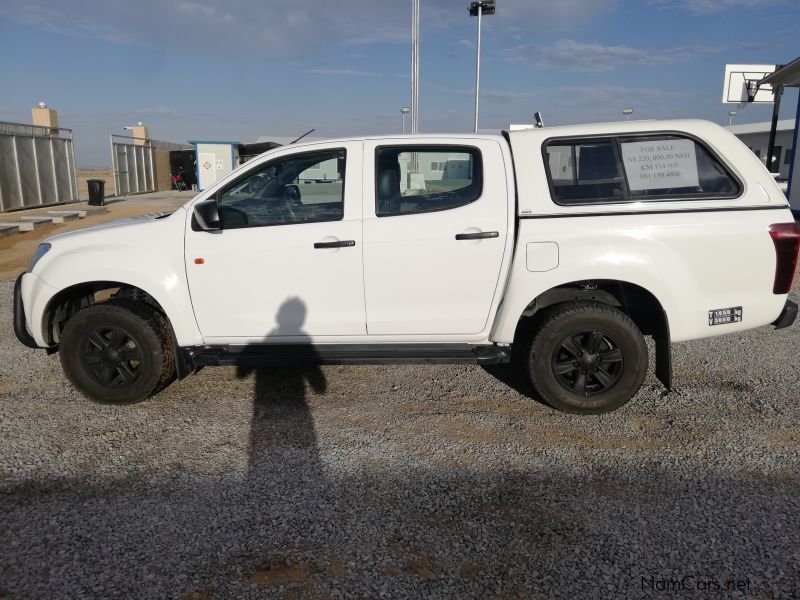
<box><xmin>28</xmin><ymin>211</ymin><xmax>202</xmax><ymax>347</ymax></box>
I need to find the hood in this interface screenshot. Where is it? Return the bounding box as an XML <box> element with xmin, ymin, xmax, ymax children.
<box><xmin>44</xmin><ymin>211</ymin><xmax>179</xmax><ymax>244</ymax></box>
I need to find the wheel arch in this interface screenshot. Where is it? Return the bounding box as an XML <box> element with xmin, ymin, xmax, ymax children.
<box><xmin>40</xmin><ymin>280</ymin><xmax>196</xmax><ymax>380</ymax></box>
<box><xmin>42</xmin><ymin>281</ymin><xmax>166</xmax><ymax>345</ymax></box>
<box><xmin>512</xmin><ymin>279</ymin><xmax>672</xmax><ymax>389</ymax></box>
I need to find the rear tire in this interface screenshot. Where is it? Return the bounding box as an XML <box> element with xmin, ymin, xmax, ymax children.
<box><xmin>525</xmin><ymin>302</ymin><xmax>647</xmax><ymax>414</ymax></box>
<box><xmin>59</xmin><ymin>300</ymin><xmax>175</xmax><ymax>403</ymax></box>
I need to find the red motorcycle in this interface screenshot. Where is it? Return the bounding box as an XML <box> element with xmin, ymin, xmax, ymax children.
<box><xmin>171</xmin><ymin>167</ymin><xmax>188</xmax><ymax>191</ymax></box>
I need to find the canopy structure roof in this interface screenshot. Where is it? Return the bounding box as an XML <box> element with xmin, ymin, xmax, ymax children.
<box><xmin>760</xmin><ymin>57</ymin><xmax>800</xmax><ymax>88</ymax></box>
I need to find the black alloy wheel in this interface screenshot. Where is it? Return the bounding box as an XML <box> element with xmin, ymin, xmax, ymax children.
<box><xmin>526</xmin><ymin>302</ymin><xmax>648</xmax><ymax>414</ymax></box>
<box><xmin>60</xmin><ymin>300</ymin><xmax>175</xmax><ymax>403</ymax></box>
<box><xmin>79</xmin><ymin>327</ymin><xmax>143</xmax><ymax>389</ymax></box>
<box><xmin>551</xmin><ymin>330</ymin><xmax>624</xmax><ymax>396</ymax></box>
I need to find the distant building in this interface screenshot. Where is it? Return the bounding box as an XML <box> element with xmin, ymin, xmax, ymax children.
<box><xmin>725</xmin><ymin>119</ymin><xmax>795</xmax><ymax>179</ymax></box>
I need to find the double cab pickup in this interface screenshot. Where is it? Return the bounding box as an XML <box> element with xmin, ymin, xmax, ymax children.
<box><xmin>14</xmin><ymin>119</ymin><xmax>799</xmax><ymax>413</ymax></box>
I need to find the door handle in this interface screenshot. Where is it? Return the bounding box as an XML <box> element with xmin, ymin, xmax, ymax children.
<box><xmin>455</xmin><ymin>231</ymin><xmax>499</xmax><ymax>241</ymax></box>
<box><xmin>314</xmin><ymin>240</ymin><xmax>356</xmax><ymax>249</ymax></box>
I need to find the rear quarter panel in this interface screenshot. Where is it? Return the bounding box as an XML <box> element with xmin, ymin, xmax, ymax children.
<box><xmin>492</xmin><ymin>210</ymin><xmax>791</xmax><ymax>343</ymax></box>
<box><xmin>494</xmin><ymin>119</ymin><xmax>793</xmax><ymax>343</ymax></box>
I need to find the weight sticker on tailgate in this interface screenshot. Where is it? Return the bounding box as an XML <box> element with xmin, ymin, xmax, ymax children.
<box><xmin>708</xmin><ymin>306</ymin><xmax>742</xmax><ymax>326</ymax></box>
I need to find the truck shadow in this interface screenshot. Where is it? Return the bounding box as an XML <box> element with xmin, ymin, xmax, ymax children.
<box><xmin>481</xmin><ymin>361</ymin><xmax>550</xmax><ymax>409</ymax></box>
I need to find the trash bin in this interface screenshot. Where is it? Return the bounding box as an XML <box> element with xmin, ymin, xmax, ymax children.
<box><xmin>87</xmin><ymin>179</ymin><xmax>105</xmax><ymax>206</ymax></box>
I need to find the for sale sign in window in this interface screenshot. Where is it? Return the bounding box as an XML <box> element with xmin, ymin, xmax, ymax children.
<box><xmin>620</xmin><ymin>139</ymin><xmax>699</xmax><ymax>191</ymax></box>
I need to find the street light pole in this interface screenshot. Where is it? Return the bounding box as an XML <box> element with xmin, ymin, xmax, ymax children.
<box><xmin>622</xmin><ymin>107</ymin><xmax>633</xmax><ymax>121</ymax></box>
<box><xmin>469</xmin><ymin>1</ymin><xmax>495</xmax><ymax>134</ymax></box>
<box><xmin>401</xmin><ymin>106</ymin><xmax>410</xmax><ymax>134</ymax></box>
<box><xmin>474</xmin><ymin>5</ymin><xmax>482</xmax><ymax>133</ymax></box>
<box><xmin>728</xmin><ymin>111</ymin><xmax>737</xmax><ymax>126</ymax></box>
<box><xmin>410</xmin><ymin>0</ymin><xmax>420</xmax><ymax>133</ymax></box>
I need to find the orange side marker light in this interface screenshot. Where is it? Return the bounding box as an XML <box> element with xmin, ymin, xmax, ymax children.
<box><xmin>194</xmin><ymin>258</ymin><xmax>205</xmax><ymax>265</ymax></box>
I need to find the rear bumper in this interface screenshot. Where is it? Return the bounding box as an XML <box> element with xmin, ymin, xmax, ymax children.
<box><xmin>13</xmin><ymin>273</ymin><xmax>40</xmax><ymax>348</ymax></box>
<box><xmin>773</xmin><ymin>299</ymin><xmax>798</xmax><ymax>330</ymax></box>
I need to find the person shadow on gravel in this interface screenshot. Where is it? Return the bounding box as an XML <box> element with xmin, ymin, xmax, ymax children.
<box><xmin>236</xmin><ymin>298</ymin><xmax>326</xmax><ymax>480</ymax></box>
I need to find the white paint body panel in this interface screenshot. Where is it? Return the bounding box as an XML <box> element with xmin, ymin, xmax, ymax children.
<box><xmin>18</xmin><ymin>120</ymin><xmax>794</xmax><ymax>351</ymax></box>
<box><xmin>22</xmin><ymin>210</ymin><xmax>203</xmax><ymax>347</ymax></box>
<box><xmin>491</xmin><ymin>210</ymin><xmax>789</xmax><ymax>344</ymax></box>
<box><xmin>361</xmin><ymin>137</ymin><xmax>514</xmax><ymax>336</ymax></box>
<box><xmin>185</xmin><ymin>140</ymin><xmax>367</xmax><ymax>341</ymax></box>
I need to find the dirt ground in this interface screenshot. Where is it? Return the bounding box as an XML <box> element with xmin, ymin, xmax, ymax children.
<box><xmin>75</xmin><ymin>168</ymin><xmax>116</xmax><ymax>200</ymax></box>
<box><xmin>0</xmin><ymin>191</ymin><xmax>194</xmax><ymax>280</ymax></box>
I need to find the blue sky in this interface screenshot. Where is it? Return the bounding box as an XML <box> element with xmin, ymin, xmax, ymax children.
<box><xmin>1</xmin><ymin>0</ymin><xmax>798</xmax><ymax>166</ymax></box>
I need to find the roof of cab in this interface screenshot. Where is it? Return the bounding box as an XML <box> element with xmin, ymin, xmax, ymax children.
<box><xmin>269</xmin><ymin>132</ymin><xmax>506</xmax><ymax>151</ymax></box>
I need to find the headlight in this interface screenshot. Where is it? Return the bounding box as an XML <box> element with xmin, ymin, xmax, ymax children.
<box><xmin>28</xmin><ymin>243</ymin><xmax>51</xmax><ymax>272</ymax></box>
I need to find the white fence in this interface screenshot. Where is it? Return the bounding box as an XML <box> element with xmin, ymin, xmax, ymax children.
<box><xmin>0</xmin><ymin>121</ymin><xmax>78</xmax><ymax>212</ymax></box>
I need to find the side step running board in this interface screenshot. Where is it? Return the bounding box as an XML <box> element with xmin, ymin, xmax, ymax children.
<box><xmin>188</xmin><ymin>343</ymin><xmax>511</xmax><ymax>367</ymax></box>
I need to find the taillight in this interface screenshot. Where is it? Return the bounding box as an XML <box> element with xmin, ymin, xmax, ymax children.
<box><xmin>769</xmin><ymin>222</ymin><xmax>800</xmax><ymax>294</ymax></box>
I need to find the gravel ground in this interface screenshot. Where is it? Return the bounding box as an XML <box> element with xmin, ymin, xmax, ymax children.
<box><xmin>1</xmin><ymin>276</ymin><xmax>799</xmax><ymax>599</ymax></box>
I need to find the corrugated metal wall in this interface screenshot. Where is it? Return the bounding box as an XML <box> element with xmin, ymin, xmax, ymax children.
<box><xmin>111</xmin><ymin>138</ymin><xmax>154</xmax><ymax>196</ymax></box>
<box><xmin>110</xmin><ymin>135</ymin><xmax>192</xmax><ymax>196</ymax></box>
<box><xmin>0</xmin><ymin>122</ymin><xmax>78</xmax><ymax>212</ymax></box>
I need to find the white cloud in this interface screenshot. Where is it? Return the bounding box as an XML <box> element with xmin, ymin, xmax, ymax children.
<box><xmin>137</xmin><ymin>105</ymin><xmax>182</xmax><ymax>118</ymax></box>
<box><xmin>177</xmin><ymin>1</ymin><xmax>235</xmax><ymax>22</ymax></box>
<box><xmin>306</xmin><ymin>69</ymin><xmax>385</xmax><ymax>77</ymax></box>
<box><xmin>429</xmin><ymin>82</ymin><xmax>686</xmax><ymax>103</ymax></box>
<box><xmin>552</xmin><ymin>85</ymin><xmax>689</xmax><ymax>102</ymax></box>
<box><xmin>506</xmin><ymin>39</ymin><xmax>720</xmax><ymax>72</ymax></box>
<box><xmin>0</xmin><ymin>0</ymin><xmax>619</xmax><ymax>56</ymax></box>
<box><xmin>650</xmin><ymin>0</ymin><xmax>786</xmax><ymax>14</ymax></box>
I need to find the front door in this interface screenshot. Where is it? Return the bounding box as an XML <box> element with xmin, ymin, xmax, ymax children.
<box><xmin>362</xmin><ymin>139</ymin><xmax>509</xmax><ymax>336</ymax></box>
<box><xmin>185</xmin><ymin>142</ymin><xmax>366</xmax><ymax>342</ymax></box>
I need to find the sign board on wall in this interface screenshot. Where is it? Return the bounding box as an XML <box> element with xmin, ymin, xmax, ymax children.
<box><xmin>620</xmin><ymin>139</ymin><xmax>699</xmax><ymax>191</ymax></box>
<box><xmin>198</xmin><ymin>152</ymin><xmax>217</xmax><ymax>191</ymax></box>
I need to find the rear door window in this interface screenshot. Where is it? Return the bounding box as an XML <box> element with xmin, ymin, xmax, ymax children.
<box><xmin>375</xmin><ymin>146</ymin><xmax>482</xmax><ymax>216</ymax></box>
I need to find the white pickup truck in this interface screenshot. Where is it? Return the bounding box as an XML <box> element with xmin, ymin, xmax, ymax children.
<box><xmin>14</xmin><ymin>119</ymin><xmax>799</xmax><ymax>414</ymax></box>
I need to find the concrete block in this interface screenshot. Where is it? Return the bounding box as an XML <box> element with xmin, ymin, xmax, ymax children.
<box><xmin>24</xmin><ymin>215</ymin><xmax>64</xmax><ymax>224</ymax></box>
<box><xmin>0</xmin><ymin>221</ymin><xmax>34</xmax><ymax>232</ymax></box>
<box><xmin>0</xmin><ymin>224</ymin><xmax>20</xmax><ymax>238</ymax></box>
<box><xmin>46</xmin><ymin>210</ymin><xmax>85</xmax><ymax>220</ymax></box>
<box><xmin>18</xmin><ymin>216</ymin><xmax>54</xmax><ymax>224</ymax></box>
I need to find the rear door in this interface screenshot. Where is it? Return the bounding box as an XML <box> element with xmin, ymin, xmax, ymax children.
<box><xmin>362</xmin><ymin>138</ymin><xmax>509</xmax><ymax>336</ymax></box>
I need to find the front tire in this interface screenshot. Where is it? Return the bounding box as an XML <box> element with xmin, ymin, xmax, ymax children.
<box><xmin>526</xmin><ymin>302</ymin><xmax>647</xmax><ymax>414</ymax></box>
<box><xmin>59</xmin><ymin>300</ymin><xmax>175</xmax><ymax>403</ymax></box>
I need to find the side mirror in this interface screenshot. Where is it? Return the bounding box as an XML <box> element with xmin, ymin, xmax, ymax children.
<box><xmin>193</xmin><ymin>199</ymin><xmax>221</xmax><ymax>231</ymax></box>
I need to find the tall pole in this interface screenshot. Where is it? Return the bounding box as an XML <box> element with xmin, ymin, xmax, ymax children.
<box><xmin>410</xmin><ymin>0</ymin><xmax>420</xmax><ymax>134</ymax></box>
<box><xmin>766</xmin><ymin>85</ymin><xmax>783</xmax><ymax>173</ymax></box>
<box><xmin>473</xmin><ymin>5</ymin><xmax>482</xmax><ymax>133</ymax></box>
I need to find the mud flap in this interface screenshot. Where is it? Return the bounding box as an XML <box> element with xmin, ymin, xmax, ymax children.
<box><xmin>653</xmin><ymin>308</ymin><xmax>672</xmax><ymax>391</ymax></box>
